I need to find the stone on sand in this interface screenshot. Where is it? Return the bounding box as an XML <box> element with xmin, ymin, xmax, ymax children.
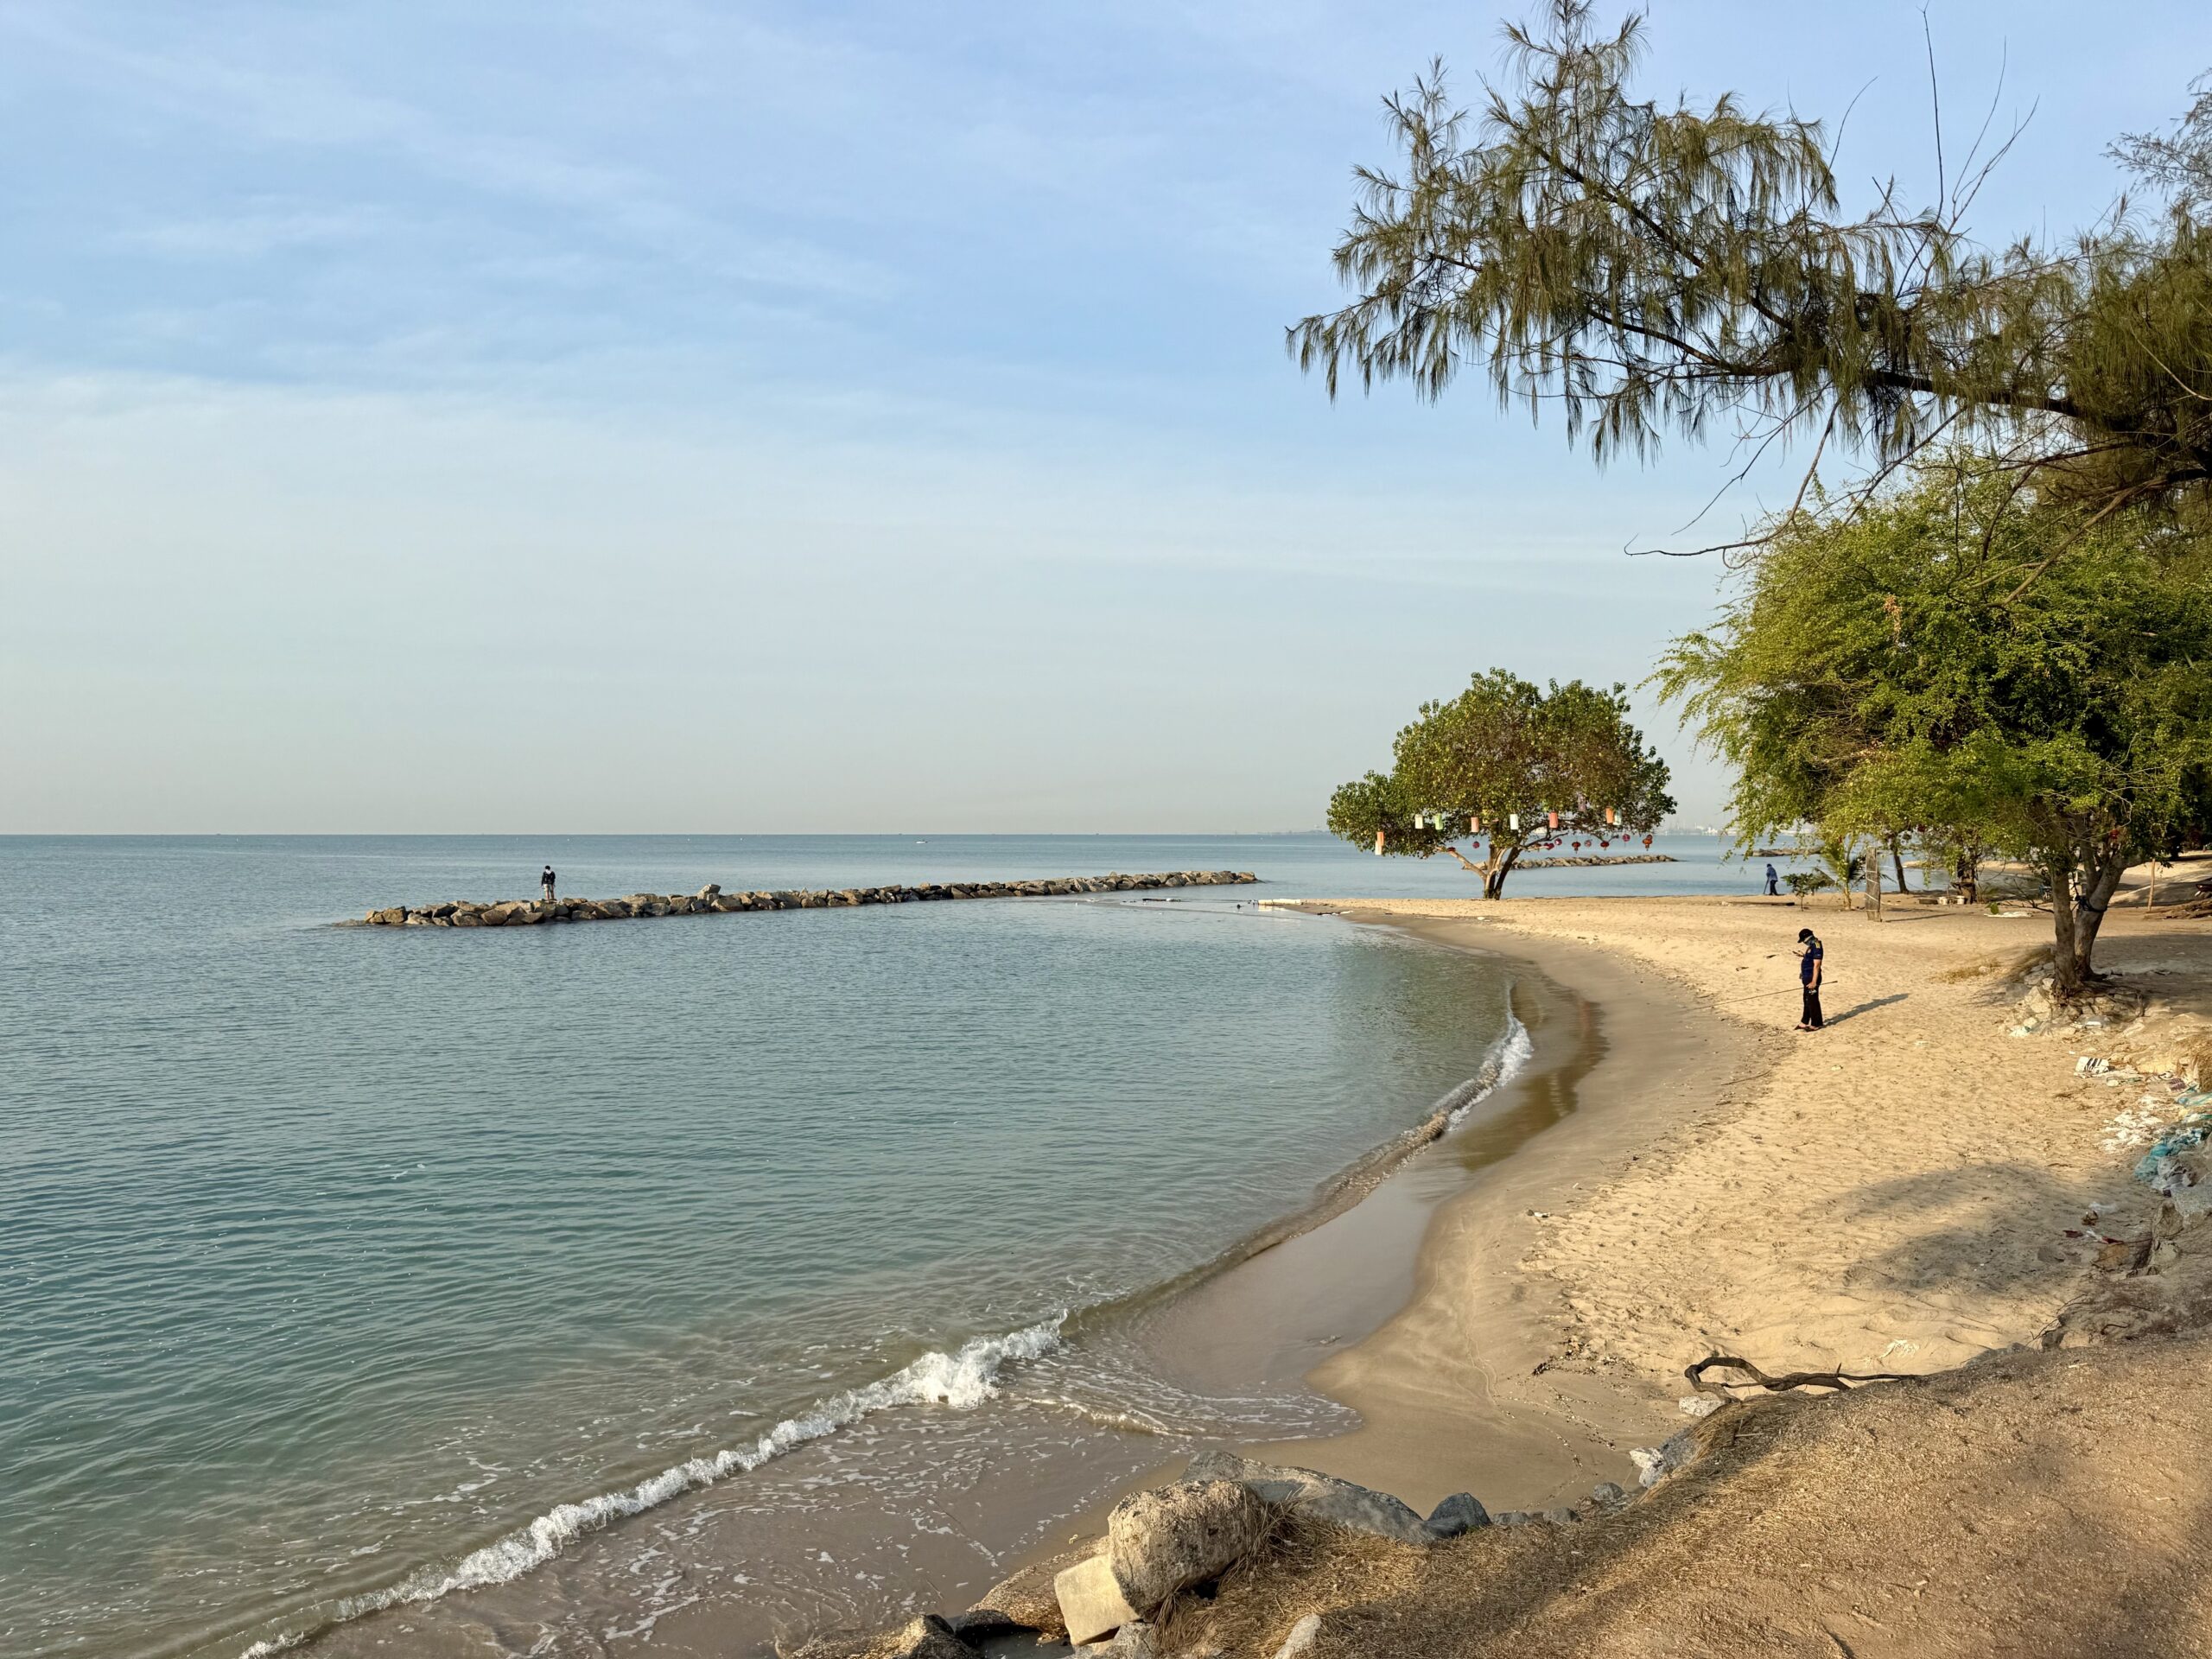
<box><xmin>1055</xmin><ymin>1551</ymin><xmax>1137</xmax><ymax>1647</ymax></box>
<box><xmin>1107</xmin><ymin>1478</ymin><xmax>1274</xmax><ymax>1613</ymax></box>
<box><xmin>1181</xmin><ymin>1451</ymin><xmax>1430</xmax><ymax>1545</ymax></box>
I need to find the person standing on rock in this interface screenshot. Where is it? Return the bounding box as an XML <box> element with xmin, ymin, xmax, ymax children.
<box><xmin>541</xmin><ymin>864</ymin><xmax>557</xmax><ymax>903</ymax></box>
<box><xmin>1796</xmin><ymin>927</ymin><xmax>1824</xmax><ymax>1031</ymax></box>
<box><xmin>1764</xmin><ymin>861</ymin><xmax>1779</xmax><ymax>896</ymax></box>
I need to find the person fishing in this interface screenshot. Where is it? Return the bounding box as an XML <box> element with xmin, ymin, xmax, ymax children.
<box><xmin>1796</xmin><ymin>927</ymin><xmax>1824</xmax><ymax>1031</ymax></box>
<box><xmin>1765</xmin><ymin>861</ymin><xmax>1780</xmax><ymax>895</ymax></box>
<box><xmin>541</xmin><ymin>863</ymin><xmax>557</xmax><ymax>903</ymax></box>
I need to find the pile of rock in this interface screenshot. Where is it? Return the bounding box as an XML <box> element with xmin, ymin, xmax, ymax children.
<box><xmin>359</xmin><ymin>871</ymin><xmax>1257</xmax><ymax>928</ymax></box>
<box><xmin>785</xmin><ymin>1453</ymin><xmax>1634</xmax><ymax>1659</ymax></box>
<box><xmin>1515</xmin><ymin>852</ymin><xmax>1678</xmax><ymax>870</ymax></box>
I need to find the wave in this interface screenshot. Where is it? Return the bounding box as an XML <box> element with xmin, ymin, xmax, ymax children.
<box><xmin>252</xmin><ymin>1317</ymin><xmax>1064</xmax><ymax>1654</ymax></box>
<box><xmin>1446</xmin><ymin>1011</ymin><xmax>1534</xmax><ymax>1127</ymax></box>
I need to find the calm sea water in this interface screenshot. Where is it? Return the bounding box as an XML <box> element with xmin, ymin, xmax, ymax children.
<box><xmin>0</xmin><ymin>834</ymin><xmax>1769</xmax><ymax>1659</ymax></box>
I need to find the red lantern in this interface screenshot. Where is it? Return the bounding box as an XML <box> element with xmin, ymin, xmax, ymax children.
<box><xmin>1643</xmin><ymin>835</ymin><xmax>1653</xmax><ymax>848</ymax></box>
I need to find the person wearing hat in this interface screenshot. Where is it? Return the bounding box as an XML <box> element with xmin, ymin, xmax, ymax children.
<box><xmin>1796</xmin><ymin>928</ymin><xmax>1824</xmax><ymax>1031</ymax></box>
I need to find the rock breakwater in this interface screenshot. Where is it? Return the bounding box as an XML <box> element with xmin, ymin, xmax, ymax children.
<box><xmin>359</xmin><ymin>870</ymin><xmax>1256</xmax><ymax>927</ymax></box>
<box><xmin>1516</xmin><ymin>853</ymin><xmax>1678</xmax><ymax>869</ymax></box>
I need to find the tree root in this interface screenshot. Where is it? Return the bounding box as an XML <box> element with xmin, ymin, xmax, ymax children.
<box><xmin>1685</xmin><ymin>1353</ymin><xmax>1920</xmax><ymax>1397</ymax></box>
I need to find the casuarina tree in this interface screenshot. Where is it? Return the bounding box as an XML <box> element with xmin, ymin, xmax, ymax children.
<box><xmin>1328</xmin><ymin>671</ymin><xmax>1674</xmax><ymax>899</ymax></box>
<box><xmin>1292</xmin><ymin>1</ymin><xmax>2212</xmax><ymax>560</ymax></box>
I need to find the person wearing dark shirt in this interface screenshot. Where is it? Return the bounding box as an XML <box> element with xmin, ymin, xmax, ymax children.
<box><xmin>541</xmin><ymin>864</ymin><xmax>557</xmax><ymax>903</ymax></box>
<box><xmin>1796</xmin><ymin>927</ymin><xmax>1824</xmax><ymax>1030</ymax></box>
<box><xmin>1764</xmin><ymin>861</ymin><xmax>1780</xmax><ymax>895</ymax></box>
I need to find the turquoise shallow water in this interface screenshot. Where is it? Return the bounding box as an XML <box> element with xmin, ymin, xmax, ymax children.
<box><xmin>0</xmin><ymin>834</ymin><xmax>1764</xmax><ymax>1658</ymax></box>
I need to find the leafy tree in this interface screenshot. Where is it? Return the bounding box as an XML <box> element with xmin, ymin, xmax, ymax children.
<box><xmin>1656</xmin><ymin>454</ymin><xmax>2212</xmax><ymax>995</ymax></box>
<box><xmin>1328</xmin><ymin>671</ymin><xmax>1674</xmax><ymax>898</ymax></box>
<box><xmin>1291</xmin><ymin>2</ymin><xmax>2212</xmax><ymax>556</ymax></box>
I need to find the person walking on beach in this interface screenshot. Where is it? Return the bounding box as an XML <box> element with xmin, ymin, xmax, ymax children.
<box><xmin>1796</xmin><ymin>927</ymin><xmax>1824</xmax><ymax>1031</ymax></box>
<box><xmin>1765</xmin><ymin>861</ymin><xmax>1780</xmax><ymax>896</ymax></box>
<box><xmin>541</xmin><ymin>863</ymin><xmax>557</xmax><ymax>903</ymax></box>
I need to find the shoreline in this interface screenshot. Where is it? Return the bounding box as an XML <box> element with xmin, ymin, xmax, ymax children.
<box><xmin>1239</xmin><ymin>909</ymin><xmax>1760</xmax><ymax>1510</ymax></box>
<box><xmin>292</xmin><ymin>906</ymin><xmax>1580</xmax><ymax>1659</ymax></box>
<box><xmin>940</xmin><ymin>906</ymin><xmax>1751</xmax><ymax>1615</ymax></box>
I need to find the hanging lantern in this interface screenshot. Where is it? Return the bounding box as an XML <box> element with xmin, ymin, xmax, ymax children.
<box><xmin>1548</xmin><ymin>810</ymin><xmax>1560</xmax><ymax>830</ymax></box>
<box><xmin>1469</xmin><ymin>814</ymin><xmax>1480</xmax><ymax>834</ymax></box>
<box><xmin>1605</xmin><ymin>806</ymin><xmax>1617</xmax><ymax>825</ymax></box>
<box><xmin>1643</xmin><ymin>835</ymin><xmax>1653</xmax><ymax>849</ymax></box>
<box><xmin>1375</xmin><ymin>828</ymin><xmax>1386</xmax><ymax>855</ymax></box>
<box><xmin>1509</xmin><ymin>813</ymin><xmax>1520</xmax><ymax>831</ymax></box>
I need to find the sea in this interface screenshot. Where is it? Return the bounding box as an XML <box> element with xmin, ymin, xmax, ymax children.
<box><xmin>0</xmin><ymin>833</ymin><xmax>1786</xmax><ymax>1659</ymax></box>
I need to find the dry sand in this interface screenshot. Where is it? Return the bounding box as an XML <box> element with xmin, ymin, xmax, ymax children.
<box><xmin>1303</xmin><ymin>894</ymin><xmax>2209</xmax><ymax>1401</ymax></box>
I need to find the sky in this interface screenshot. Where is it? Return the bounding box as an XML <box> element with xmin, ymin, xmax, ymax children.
<box><xmin>3</xmin><ymin>1</ymin><xmax>2207</xmax><ymax>832</ymax></box>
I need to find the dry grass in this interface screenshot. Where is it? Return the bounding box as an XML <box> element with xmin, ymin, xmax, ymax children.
<box><xmin>1936</xmin><ymin>942</ymin><xmax>2053</xmax><ymax>984</ymax></box>
<box><xmin>1155</xmin><ymin>1326</ymin><xmax>2212</xmax><ymax>1659</ymax></box>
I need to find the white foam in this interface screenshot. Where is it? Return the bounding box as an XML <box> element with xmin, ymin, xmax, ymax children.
<box><xmin>289</xmin><ymin>1316</ymin><xmax>1064</xmax><ymax>1646</ymax></box>
<box><xmin>1446</xmin><ymin>1012</ymin><xmax>1535</xmax><ymax>1128</ymax></box>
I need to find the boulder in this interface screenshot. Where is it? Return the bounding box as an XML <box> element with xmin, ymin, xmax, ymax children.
<box><xmin>1180</xmin><ymin>1452</ymin><xmax>1428</xmax><ymax>1545</ymax></box>
<box><xmin>1055</xmin><ymin>1551</ymin><xmax>1138</xmax><ymax>1646</ymax></box>
<box><xmin>1423</xmin><ymin>1492</ymin><xmax>1491</xmax><ymax>1537</ymax></box>
<box><xmin>696</xmin><ymin>883</ymin><xmax>721</xmax><ymax>900</ymax></box>
<box><xmin>963</xmin><ymin>1541</ymin><xmax>1096</xmax><ymax>1641</ymax></box>
<box><xmin>1089</xmin><ymin>1620</ymin><xmax>1158</xmax><ymax>1657</ymax></box>
<box><xmin>1107</xmin><ymin>1478</ymin><xmax>1273</xmax><ymax>1613</ymax></box>
<box><xmin>783</xmin><ymin>1612</ymin><xmax>978</xmax><ymax>1659</ymax></box>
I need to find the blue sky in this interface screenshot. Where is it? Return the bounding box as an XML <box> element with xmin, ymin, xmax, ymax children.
<box><xmin>4</xmin><ymin>1</ymin><xmax>2206</xmax><ymax>831</ymax></box>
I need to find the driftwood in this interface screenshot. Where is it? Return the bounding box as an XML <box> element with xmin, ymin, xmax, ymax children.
<box><xmin>1685</xmin><ymin>1352</ymin><xmax>1919</xmax><ymax>1397</ymax></box>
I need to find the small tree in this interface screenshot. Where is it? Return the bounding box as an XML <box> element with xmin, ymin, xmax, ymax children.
<box><xmin>1328</xmin><ymin>671</ymin><xmax>1675</xmax><ymax>898</ymax></box>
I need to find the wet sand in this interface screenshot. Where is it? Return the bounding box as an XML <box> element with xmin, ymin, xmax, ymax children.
<box><xmin>1136</xmin><ymin>912</ymin><xmax>1750</xmax><ymax>1516</ymax></box>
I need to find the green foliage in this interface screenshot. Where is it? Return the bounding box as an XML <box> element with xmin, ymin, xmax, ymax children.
<box><xmin>1292</xmin><ymin>1</ymin><xmax>2212</xmax><ymax>544</ymax></box>
<box><xmin>1329</xmin><ymin>670</ymin><xmax>1674</xmax><ymax>897</ymax></box>
<box><xmin>1815</xmin><ymin>837</ymin><xmax>1865</xmax><ymax>894</ymax></box>
<box><xmin>1656</xmin><ymin>452</ymin><xmax>2212</xmax><ymax>982</ymax></box>
<box><xmin>1783</xmin><ymin>871</ymin><xmax>1830</xmax><ymax>898</ymax></box>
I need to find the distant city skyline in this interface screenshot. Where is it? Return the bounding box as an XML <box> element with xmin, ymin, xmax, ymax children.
<box><xmin>6</xmin><ymin>1</ymin><xmax>2205</xmax><ymax>831</ymax></box>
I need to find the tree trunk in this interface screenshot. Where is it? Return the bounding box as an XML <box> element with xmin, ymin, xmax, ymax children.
<box><xmin>1889</xmin><ymin>836</ymin><xmax>1910</xmax><ymax>893</ymax></box>
<box><xmin>2050</xmin><ymin>840</ymin><xmax>2130</xmax><ymax>999</ymax></box>
<box><xmin>1955</xmin><ymin>848</ymin><xmax>1980</xmax><ymax>906</ymax></box>
<box><xmin>1864</xmin><ymin>849</ymin><xmax>1884</xmax><ymax>922</ymax></box>
<box><xmin>1482</xmin><ymin>845</ymin><xmax>1522</xmax><ymax>899</ymax></box>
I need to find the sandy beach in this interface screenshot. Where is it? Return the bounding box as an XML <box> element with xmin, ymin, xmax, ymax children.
<box><xmin>795</xmin><ymin>878</ymin><xmax>2212</xmax><ymax>1659</ymax></box>
<box><xmin>1110</xmin><ymin>883</ymin><xmax>2212</xmax><ymax>1657</ymax></box>
<box><xmin>219</xmin><ymin>878</ymin><xmax>2212</xmax><ymax>1657</ymax></box>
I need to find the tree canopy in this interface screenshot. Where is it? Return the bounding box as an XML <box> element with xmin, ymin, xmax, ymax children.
<box><xmin>1656</xmin><ymin>454</ymin><xmax>2212</xmax><ymax>990</ymax></box>
<box><xmin>1292</xmin><ymin>1</ymin><xmax>2212</xmax><ymax>555</ymax></box>
<box><xmin>1328</xmin><ymin>671</ymin><xmax>1674</xmax><ymax>898</ymax></box>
